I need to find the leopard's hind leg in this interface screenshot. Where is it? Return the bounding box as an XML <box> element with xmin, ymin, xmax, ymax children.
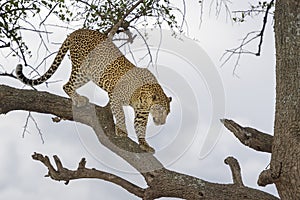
<box><xmin>63</xmin><ymin>70</ymin><xmax>90</xmax><ymax>107</ymax></box>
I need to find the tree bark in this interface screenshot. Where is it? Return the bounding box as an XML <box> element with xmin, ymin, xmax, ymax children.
<box><xmin>257</xmin><ymin>0</ymin><xmax>300</xmax><ymax>199</ymax></box>
<box><xmin>221</xmin><ymin>119</ymin><xmax>273</xmax><ymax>153</ymax></box>
<box><xmin>0</xmin><ymin>85</ymin><xmax>278</xmax><ymax>199</ymax></box>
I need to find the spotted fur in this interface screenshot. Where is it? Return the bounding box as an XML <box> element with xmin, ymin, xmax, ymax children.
<box><xmin>16</xmin><ymin>29</ymin><xmax>171</xmax><ymax>153</ymax></box>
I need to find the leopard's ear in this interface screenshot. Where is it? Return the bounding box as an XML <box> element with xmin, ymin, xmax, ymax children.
<box><xmin>168</xmin><ymin>97</ymin><xmax>172</xmax><ymax>102</ymax></box>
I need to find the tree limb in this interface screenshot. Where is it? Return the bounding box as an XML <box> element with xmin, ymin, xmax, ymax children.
<box><xmin>225</xmin><ymin>156</ymin><xmax>244</xmax><ymax>186</ymax></box>
<box><xmin>0</xmin><ymin>85</ymin><xmax>279</xmax><ymax>199</ymax></box>
<box><xmin>32</xmin><ymin>152</ymin><xmax>145</xmax><ymax>198</ymax></box>
<box><xmin>106</xmin><ymin>0</ymin><xmax>144</xmax><ymax>38</ymax></box>
<box><xmin>221</xmin><ymin>119</ymin><xmax>273</xmax><ymax>153</ymax></box>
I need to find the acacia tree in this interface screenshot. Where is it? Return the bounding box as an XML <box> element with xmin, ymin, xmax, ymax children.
<box><xmin>0</xmin><ymin>0</ymin><xmax>299</xmax><ymax>199</ymax></box>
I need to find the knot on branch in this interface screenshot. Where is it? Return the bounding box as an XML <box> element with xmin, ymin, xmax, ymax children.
<box><xmin>224</xmin><ymin>156</ymin><xmax>244</xmax><ymax>186</ymax></box>
<box><xmin>258</xmin><ymin>163</ymin><xmax>281</xmax><ymax>187</ymax></box>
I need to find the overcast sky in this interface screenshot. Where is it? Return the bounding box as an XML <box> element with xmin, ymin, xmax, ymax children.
<box><xmin>0</xmin><ymin>1</ymin><xmax>278</xmax><ymax>199</ymax></box>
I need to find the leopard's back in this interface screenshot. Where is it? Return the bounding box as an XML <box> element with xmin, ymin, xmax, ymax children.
<box><xmin>68</xmin><ymin>29</ymin><xmax>135</xmax><ymax>92</ymax></box>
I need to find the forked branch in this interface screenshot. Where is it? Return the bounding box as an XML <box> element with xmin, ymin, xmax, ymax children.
<box><xmin>32</xmin><ymin>152</ymin><xmax>145</xmax><ymax>198</ymax></box>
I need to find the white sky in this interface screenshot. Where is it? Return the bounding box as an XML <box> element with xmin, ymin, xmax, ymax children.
<box><xmin>0</xmin><ymin>1</ymin><xmax>278</xmax><ymax>199</ymax></box>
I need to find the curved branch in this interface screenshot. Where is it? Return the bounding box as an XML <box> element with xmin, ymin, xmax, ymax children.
<box><xmin>32</xmin><ymin>152</ymin><xmax>145</xmax><ymax>198</ymax></box>
<box><xmin>221</xmin><ymin>119</ymin><xmax>273</xmax><ymax>153</ymax></box>
<box><xmin>225</xmin><ymin>156</ymin><xmax>244</xmax><ymax>186</ymax></box>
<box><xmin>0</xmin><ymin>85</ymin><xmax>279</xmax><ymax>199</ymax></box>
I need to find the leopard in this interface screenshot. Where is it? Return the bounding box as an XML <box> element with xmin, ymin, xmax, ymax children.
<box><xmin>16</xmin><ymin>29</ymin><xmax>172</xmax><ymax>153</ymax></box>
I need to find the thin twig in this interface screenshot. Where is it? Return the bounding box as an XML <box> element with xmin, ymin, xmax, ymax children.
<box><xmin>220</xmin><ymin>0</ymin><xmax>274</xmax><ymax>70</ymax></box>
<box><xmin>256</xmin><ymin>0</ymin><xmax>274</xmax><ymax>56</ymax></box>
<box><xmin>0</xmin><ymin>71</ymin><xmax>17</xmax><ymax>79</ymax></box>
<box><xmin>130</xmin><ymin>26</ymin><xmax>154</xmax><ymax>68</ymax></box>
<box><xmin>21</xmin><ymin>112</ymin><xmax>44</xmax><ymax>143</ymax></box>
<box><xmin>39</xmin><ymin>3</ymin><xmax>59</xmax><ymax>26</ymax></box>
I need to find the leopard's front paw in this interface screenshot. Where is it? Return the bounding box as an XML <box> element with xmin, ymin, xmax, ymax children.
<box><xmin>73</xmin><ymin>95</ymin><xmax>89</xmax><ymax>107</ymax></box>
<box><xmin>115</xmin><ymin>127</ymin><xmax>128</xmax><ymax>137</ymax></box>
<box><xmin>138</xmin><ymin>138</ymin><xmax>155</xmax><ymax>153</ymax></box>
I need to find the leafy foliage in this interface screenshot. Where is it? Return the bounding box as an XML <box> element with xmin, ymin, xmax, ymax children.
<box><xmin>0</xmin><ymin>0</ymin><xmax>184</xmax><ymax>63</ymax></box>
<box><xmin>69</xmin><ymin>0</ymin><xmax>182</xmax><ymax>33</ymax></box>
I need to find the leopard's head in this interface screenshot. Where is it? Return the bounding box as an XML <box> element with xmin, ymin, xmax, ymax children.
<box><xmin>131</xmin><ymin>84</ymin><xmax>172</xmax><ymax>125</ymax></box>
<box><xmin>149</xmin><ymin>94</ymin><xmax>172</xmax><ymax>126</ymax></box>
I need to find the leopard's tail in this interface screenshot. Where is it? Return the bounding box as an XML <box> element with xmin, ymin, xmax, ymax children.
<box><xmin>16</xmin><ymin>36</ymin><xmax>70</xmax><ymax>86</ymax></box>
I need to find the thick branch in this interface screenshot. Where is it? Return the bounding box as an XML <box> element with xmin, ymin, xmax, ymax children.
<box><xmin>225</xmin><ymin>156</ymin><xmax>244</xmax><ymax>186</ymax></box>
<box><xmin>0</xmin><ymin>85</ymin><xmax>279</xmax><ymax>199</ymax></box>
<box><xmin>221</xmin><ymin>119</ymin><xmax>273</xmax><ymax>153</ymax></box>
<box><xmin>32</xmin><ymin>152</ymin><xmax>145</xmax><ymax>198</ymax></box>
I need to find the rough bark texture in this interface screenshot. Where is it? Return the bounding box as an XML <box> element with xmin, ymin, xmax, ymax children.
<box><xmin>257</xmin><ymin>0</ymin><xmax>300</xmax><ymax>199</ymax></box>
<box><xmin>0</xmin><ymin>85</ymin><xmax>278</xmax><ymax>200</ymax></box>
<box><xmin>221</xmin><ymin>119</ymin><xmax>273</xmax><ymax>153</ymax></box>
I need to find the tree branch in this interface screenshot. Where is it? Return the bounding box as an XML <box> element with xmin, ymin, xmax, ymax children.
<box><xmin>0</xmin><ymin>71</ymin><xmax>17</xmax><ymax>79</ymax></box>
<box><xmin>220</xmin><ymin>0</ymin><xmax>274</xmax><ymax>70</ymax></box>
<box><xmin>256</xmin><ymin>0</ymin><xmax>274</xmax><ymax>56</ymax></box>
<box><xmin>221</xmin><ymin>119</ymin><xmax>273</xmax><ymax>153</ymax></box>
<box><xmin>225</xmin><ymin>156</ymin><xmax>244</xmax><ymax>186</ymax></box>
<box><xmin>32</xmin><ymin>152</ymin><xmax>145</xmax><ymax>198</ymax></box>
<box><xmin>0</xmin><ymin>85</ymin><xmax>279</xmax><ymax>199</ymax></box>
<box><xmin>106</xmin><ymin>0</ymin><xmax>144</xmax><ymax>38</ymax></box>
<box><xmin>0</xmin><ymin>42</ymin><xmax>10</xmax><ymax>48</ymax></box>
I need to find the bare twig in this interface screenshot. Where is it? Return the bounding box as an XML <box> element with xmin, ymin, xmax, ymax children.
<box><xmin>220</xmin><ymin>0</ymin><xmax>274</xmax><ymax>69</ymax></box>
<box><xmin>0</xmin><ymin>42</ymin><xmax>10</xmax><ymax>48</ymax></box>
<box><xmin>129</xmin><ymin>26</ymin><xmax>154</xmax><ymax>67</ymax></box>
<box><xmin>39</xmin><ymin>3</ymin><xmax>59</xmax><ymax>26</ymax></box>
<box><xmin>224</xmin><ymin>156</ymin><xmax>244</xmax><ymax>186</ymax></box>
<box><xmin>32</xmin><ymin>152</ymin><xmax>145</xmax><ymax>198</ymax></box>
<box><xmin>256</xmin><ymin>0</ymin><xmax>274</xmax><ymax>56</ymax></box>
<box><xmin>0</xmin><ymin>71</ymin><xmax>17</xmax><ymax>79</ymax></box>
<box><xmin>209</xmin><ymin>0</ymin><xmax>232</xmax><ymax>21</ymax></box>
<box><xmin>221</xmin><ymin>119</ymin><xmax>273</xmax><ymax>153</ymax></box>
<box><xmin>21</xmin><ymin>112</ymin><xmax>44</xmax><ymax>143</ymax></box>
